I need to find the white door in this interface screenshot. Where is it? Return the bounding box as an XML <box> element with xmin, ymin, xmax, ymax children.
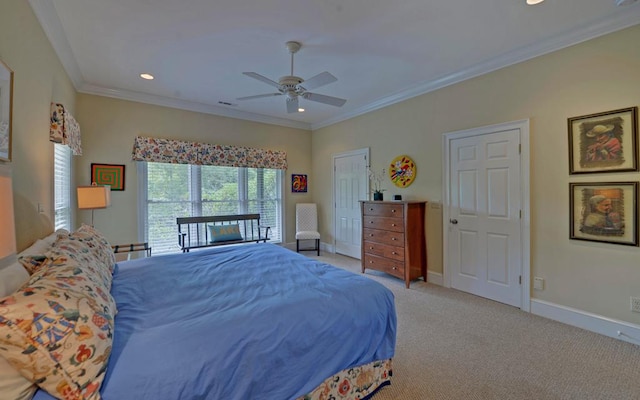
<box><xmin>333</xmin><ymin>149</ymin><xmax>369</xmax><ymax>258</ymax></box>
<box><xmin>446</xmin><ymin>123</ymin><xmax>525</xmax><ymax>308</ymax></box>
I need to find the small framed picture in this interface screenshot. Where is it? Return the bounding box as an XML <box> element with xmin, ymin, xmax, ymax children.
<box><xmin>91</xmin><ymin>163</ymin><xmax>125</xmax><ymax>191</ymax></box>
<box><xmin>569</xmin><ymin>182</ymin><xmax>638</xmax><ymax>246</ymax></box>
<box><xmin>291</xmin><ymin>174</ymin><xmax>307</xmax><ymax>193</ymax></box>
<box><xmin>568</xmin><ymin>107</ymin><xmax>638</xmax><ymax>174</ymax></box>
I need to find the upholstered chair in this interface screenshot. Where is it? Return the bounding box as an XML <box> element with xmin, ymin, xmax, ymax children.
<box><xmin>295</xmin><ymin>203</ymin><xmax>320</xmax><ymax>256</ymax></box>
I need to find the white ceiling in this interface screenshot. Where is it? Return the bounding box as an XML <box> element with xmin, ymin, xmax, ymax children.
<box><xmin>29</xmin><ymin>0</ymin><xmax>640</xmax><ymax>130</ymax></box>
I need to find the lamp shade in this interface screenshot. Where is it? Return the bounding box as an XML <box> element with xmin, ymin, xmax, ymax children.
<box><xmin>77</xmin><ymin>185</ymin><xmax>111</xmax><ymax>209</ymax></box>
<box><xmin>0</xmin><ymin>164</ymin><xmax>17</xmax><ymax>269</ymax></box>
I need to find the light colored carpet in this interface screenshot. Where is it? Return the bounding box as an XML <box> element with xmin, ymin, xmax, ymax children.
<box><xmin>309</xmin><ymin>252</ymin><xmax>640</xmax><ymax>400</ymax></box>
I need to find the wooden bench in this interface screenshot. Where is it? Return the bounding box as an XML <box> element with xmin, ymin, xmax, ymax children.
<box><xmin>177</xmin><ymin>214</ymin><xmax>271</xmax><ymax>252</ymax></box>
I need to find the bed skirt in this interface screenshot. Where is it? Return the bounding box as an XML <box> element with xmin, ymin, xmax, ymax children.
<box><xmin>298</xmin><ymin>358</ymin><xmax>393</xmax><ymax>400</ymax></box>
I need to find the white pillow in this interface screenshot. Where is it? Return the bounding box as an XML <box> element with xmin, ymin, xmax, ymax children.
<box><xmin>0</xmin><ymin>356</ymin><xmax>36</xmax><ymax>400</ymax></box>
<box><xmin>18</xmin><ymin>229</ymin><xmax>68</xmax><ymax>258</ymax></box>
<box><xmin>0</xmin><ymin>262</ymin><xmax>29</xmax><ymax>298</ymax></box>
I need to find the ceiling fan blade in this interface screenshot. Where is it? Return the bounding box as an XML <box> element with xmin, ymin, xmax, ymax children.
<box><xmin>286</xmin><ymin>96</ymin><xmax>299</xmax><ymax>114</ymax></box>
<box><xmin>299</xmin><ymin>72</ymin><xmax>337</xmax><ymax>91</ymax></box>
<box><xmin>302</xmin><ymin>92</ymin><xmax>347</xmax><ymax>107</ymax></box>
<box><xmin>237</xmin><ymin>93</ymin><xmax>282</xmax><ymax>101</ymax></box>
<box><xmin>242</xmin><ymin>72</ymin><xmax>281</xmax><ymax>89</ymax></box>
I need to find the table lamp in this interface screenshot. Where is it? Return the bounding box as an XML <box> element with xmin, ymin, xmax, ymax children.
<box><xmin>77</xmin><ymin>183</ymin><xmax>111</xmax><ymax>227</ymax></box>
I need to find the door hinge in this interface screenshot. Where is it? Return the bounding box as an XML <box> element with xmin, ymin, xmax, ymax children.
<box><xmin>518</xmin><ymin>144</ymin><xmax>521</xmax><ymax>154</ymax></box>
<box><xmin>519</xmin><ymin>209</ymin><xmax>522</xmax><ymax>219</ymax></box>
<box><xmin>519</xmin><ymin>275</ymin><xmax>522</xmax><ymax>285</ymax></box>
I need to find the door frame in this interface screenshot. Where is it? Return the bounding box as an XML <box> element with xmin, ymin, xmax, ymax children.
<box><xmin>332</xmin><ymin>147</ymin><xmax>370</xmax><ymax>256</ymax></box>
<box><xmin>442</xmin><ymin>119</ymin><xmax>531</xmax><ymax>312</ymax></box>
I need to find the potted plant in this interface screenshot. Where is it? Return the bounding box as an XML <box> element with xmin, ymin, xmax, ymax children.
<box><xmin>368</xmin><ymin>167</ymin><xmax>386</xmax><ymax>201</ymax></box>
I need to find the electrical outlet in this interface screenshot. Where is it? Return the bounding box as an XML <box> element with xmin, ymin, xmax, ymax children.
<box><xmin>533</xmin><ymin>277</ymin><xmax>544</xmax><ymax>290</ymax></box>
<box><xmin>631</xmin><ymin>297</ymin><xmax>640</xmax><ymax>313</ymax></box>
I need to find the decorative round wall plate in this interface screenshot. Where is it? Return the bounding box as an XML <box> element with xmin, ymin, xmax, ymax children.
<box><xmin>389</xmin><ymin>155</ymin><xmax>416</xmax><ymax>188</ymax></box>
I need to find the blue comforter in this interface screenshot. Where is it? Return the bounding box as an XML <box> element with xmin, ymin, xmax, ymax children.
<box><xmin>33</xmin><ymin>244</ymin><xmax>396</xmax><ymax>400</ymax></box>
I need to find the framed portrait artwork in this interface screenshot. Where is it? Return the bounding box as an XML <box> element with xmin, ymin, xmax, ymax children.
<box><xmin>569</xmin><ymin>182</ymin><xmax>638</xmax><ymax>246</ymax></box>
<box><xmin>0</xmin><ymin>59</ymin><xmax>13</xmax><ymax>162</ymax></box>
<box><xmin>291</xmin><ymin>174</ymin><xmax>308</xmax><ymax>193</ymax></box>
<box><xmin>91</xmin><ymin>163</ymin><xmax>125</xmax><ymax>191</ymax></box>
<box><xmin>568</xmin><ymin>107</ymin><xmax>638</xmax><ymax>174</ymax></box>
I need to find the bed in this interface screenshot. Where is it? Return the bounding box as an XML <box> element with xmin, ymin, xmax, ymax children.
<box><xmin>0</xmin><ymin>226</ymin><xmax>396</xmax><ymax>400</ymax></box>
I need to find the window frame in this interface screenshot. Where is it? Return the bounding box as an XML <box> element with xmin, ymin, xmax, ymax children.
<box><xmin>53</xmin><ymin>143</ymin><xmax>73</xmax><ymax>231</ymax></box>
<box><xmin>137</xmin><ymin>162</ymin><xmax>285</xmax><ymax>254</ymax></box>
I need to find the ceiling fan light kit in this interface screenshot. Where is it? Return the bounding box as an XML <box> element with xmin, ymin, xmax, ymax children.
<box><xmin>237</xmin><ymin>41</ymin><xmax>347</xmax><ymax>113</ymax></box>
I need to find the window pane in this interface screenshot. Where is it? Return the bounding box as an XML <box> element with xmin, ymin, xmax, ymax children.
<box><xmin>147</xmin><ymin>163</ymin><xmax>191</xmax><ymax>253</ymax></box>
<box><xmin>54</xmin><ymin>144</ymin><xmax>71</xmax><ymax>231</ymax></box>
<box><xmin>201</xmin><ymin>165</ymin><xmax>240</xmax><ymax>215</ymax></box>
<box><xmin>144</xmin><ymin>162</ymin><xmax>283</xmax><ymax>255</ymax></box>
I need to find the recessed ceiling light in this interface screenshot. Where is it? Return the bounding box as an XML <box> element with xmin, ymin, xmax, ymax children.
<box><xmin>140</xmin><ymin>73</ymin><xmax>154</xmax><ymax>80</ymax></box>
<box><xmin>298</xmin><ymin>108</ymin><xmax>305</xmax><ymax>112</ymax></box>
<box><xmin>526</xmin><ymin>0</ymin><xmax>544</xmax><ymax>4</ymax></box>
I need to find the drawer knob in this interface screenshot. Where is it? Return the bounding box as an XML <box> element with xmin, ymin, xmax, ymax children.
<box><xmin>369</xmin><ymin>208</ymin><xmax>374</xmax><ymax>211</ymax></box>
<box><xmin>392</xmin><ymin>251</ymin><xmax>396</xmax><ymax>255</ymax></box>
<box><xmin>369</xmin><ymin>234</ymin><xmax>374</xmax><ymax>237</ymax></box>
<box><xmin>391</xmin><ymin>223</ymin><xmax>396</xmax><ymax>227</ymax></box>
<box><xmin>392</xmin><ymin>237</ymin><xmax>397</xmax><ymax>241</ymax></box>
<box><xmin>370</xmin><ymin>221</ymin><xmax>373</xmax><ymax>224</ymax></box>
<box><xmin>392</xmin><ymin>266</ymin><xmax>397</xmax><ymax>270</ymax></box>
<box><xmin>392</xmin><ymin>209</ymin><xmax>396</xmax><ymax>213</ymax></box>
<box><xmin>369</xmin><ymin>260</ymin><xmax>373</xmax><ymax>264</ymax></box>
<box><xmin>369</xmin><ymin>247</ymin><xmax>373</xmax><ymax>250</ymax></box>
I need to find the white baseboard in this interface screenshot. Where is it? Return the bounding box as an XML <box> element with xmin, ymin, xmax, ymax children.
<box><xmin>296</xmin><ymin>247</ymin><xmax>639</xmax><ymax>345</ymax></box>
<box><xmin>531</xmin><ymin>299</ymin><xmax>640</xmax><ymax>345</ymax></box>
<box><xmin>427</xmin><ymin>271</ymin><xmax>443</xmax><ymax>286</ymax></box>
<box><xmin>283</xmin><ymin>241</ymin><xmax>334</xmax><ymax>253</ymax></box>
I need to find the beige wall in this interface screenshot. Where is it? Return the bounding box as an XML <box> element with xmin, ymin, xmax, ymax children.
<box><xmin>0</xmin><ymin>0</ymin><xmax>77</xmax><ymax>251</ymax></box>
<box><xmin>4</xmin><ymin>1</ymin><xmax>640</xmax><ymax>328</ymax></box>
<box><xmin>312</xmin><ymin>25</ymin><xmax>640</xmax><ymax>325</ymax></box>
<box><xmin>75</xmin><ymin>94</ymin><xmax>312</xmax><ymax>245</ymax></box>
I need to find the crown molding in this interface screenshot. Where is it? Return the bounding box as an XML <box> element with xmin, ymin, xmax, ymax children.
<box><xmin>79</xmin><ymin>84</ymin><xmax>311</xmax><ymax>130</ymax></box>
<box><xmin>29</xmin><ymin>0</ymin><xmax>640</xmax><ymax>132</ymax></box>
<box><xmin>29</xmin><ymin>0</ymin><xmax>84</xmax><ymax>89</ymax></box>
<box><xmin>311</xmin><ymin>11</ymin><xmax>640</xmax><ymax>130</ymax></box>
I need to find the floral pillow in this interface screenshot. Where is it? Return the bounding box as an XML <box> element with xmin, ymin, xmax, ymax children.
<box><xmin>0</xmin><ymin>251</ymin><xmax>116</xmax><ymax>400</ymax></box>
<box><xmin>48</xmin><ymin>235</ymin><xmax>113</xmax><ymax>292</ymax></box>
<box><xmin>68</xmin><ymin>224</ymin><xmax>116</xmax><ymax>274</ymax></box>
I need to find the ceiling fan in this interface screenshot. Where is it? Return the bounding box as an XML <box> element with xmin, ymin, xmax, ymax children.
<box><xmin>237</xmin><ymin>41</ymin><xmax>347</xmax><ymax>113</ymax></box>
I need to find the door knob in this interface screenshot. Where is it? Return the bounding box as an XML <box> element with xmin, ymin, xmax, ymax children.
<box><xmin>450</xmin><ymin>219</ymin><xmax>458</xmax><ymax>225</ymax></box>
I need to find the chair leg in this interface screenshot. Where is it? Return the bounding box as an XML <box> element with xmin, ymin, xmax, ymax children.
<box><xmin>316</xmin><ymin>239</ymin><xmax>320</xmax><ymax>256</ymax></box>
<box><xmin>296</xmin><ymin>239</ymin><xmax>300</xmax><ymax>252</ymax></box>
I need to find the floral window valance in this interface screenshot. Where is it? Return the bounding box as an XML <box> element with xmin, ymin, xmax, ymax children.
<box><xmin>131</xmin><ymin>136</ymin><xmax>287</xmax><ymax>170</ymax></box>
<box><xmin>49</xmin><ymin>103</ymin><xmax>82</xmax><ymax>155</ymax></box>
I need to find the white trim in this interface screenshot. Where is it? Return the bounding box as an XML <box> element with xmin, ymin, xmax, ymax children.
<box><xmin>136</xmin><ymin>162</ymin><xmax>147</xmax><ymax>243</ymax></box>
<box><xmin>79</xmin><ymin>84</ymin><xmax>311</xmax><ymax>131</ymax></box>
<box><xmin>283</xmin><ymin>241</ymin><xmax>334</xmax><ymax>254</ymax></box>
<box><xmin>28</xmin><ymin>0</ymin><xmax>84</xmax><ymax>89</ymax></box>
<box><xmin>531</xmin><ymin>299</ymin><xmax>640</xmax><ymax>346</ymax></box>
<box><xmin>332</xmin><ymin>148</ymin><xmax>370</xmax><ymax>259</ymax></box>
<box><xmin>30</xmin><ymin>0</ymin><xmax>640</xmax><ymax>131</ymax></box>
<box><xmin>442</xmin><ymin>119</ymin><xmax>531</xmax><ymax>312</ymax></box>
<box><xmin>426</xmin><ymin>271</ymin><xmax>443</xmax><ymax>287</ymax></box>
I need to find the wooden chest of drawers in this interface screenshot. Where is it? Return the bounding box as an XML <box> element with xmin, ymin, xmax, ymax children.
<box><xmin>360</xmin><ymin>201</ymin><xmax>427</xmax><ymax>288</ymax></box>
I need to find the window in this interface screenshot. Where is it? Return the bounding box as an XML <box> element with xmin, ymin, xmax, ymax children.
<box><xmin>139</xmin><ymin>162</ymin><xmax>283</xmax><ymax>254</ymax></box>
<box><xmin>54</xmin><ymin>143</ymin><xmax>72</xmax><ymax>231</ymax></box>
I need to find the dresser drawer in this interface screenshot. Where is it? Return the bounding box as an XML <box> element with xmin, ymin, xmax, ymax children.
<box><xmin>362</xmin><ymin>202</ymin><xmax>404</xmax><ymax>217</ymax></box>
<box><xmin>363</xmin><ymin>254</ymin><xmax>404</xmax><ymax>279</ymax></box>
<box><xmin>363</xmin><ymin>216</ymin><xmax>404</xmax><ymax>232</ymax></box>
<box><xmin>363</xmin><ymin>240</ymin><xmax>404</xmax><ymax>261</ymax></box>
<box><xmin>363</xmin><ymin>228</ymin><xmax>404</xmax><ymax>245</ymax></box>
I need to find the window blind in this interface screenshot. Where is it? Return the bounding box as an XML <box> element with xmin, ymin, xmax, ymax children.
<box><xmin>54</xmin><ymin>143</ymin><xmax>72</xmax><ymax>231</ymax></box>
